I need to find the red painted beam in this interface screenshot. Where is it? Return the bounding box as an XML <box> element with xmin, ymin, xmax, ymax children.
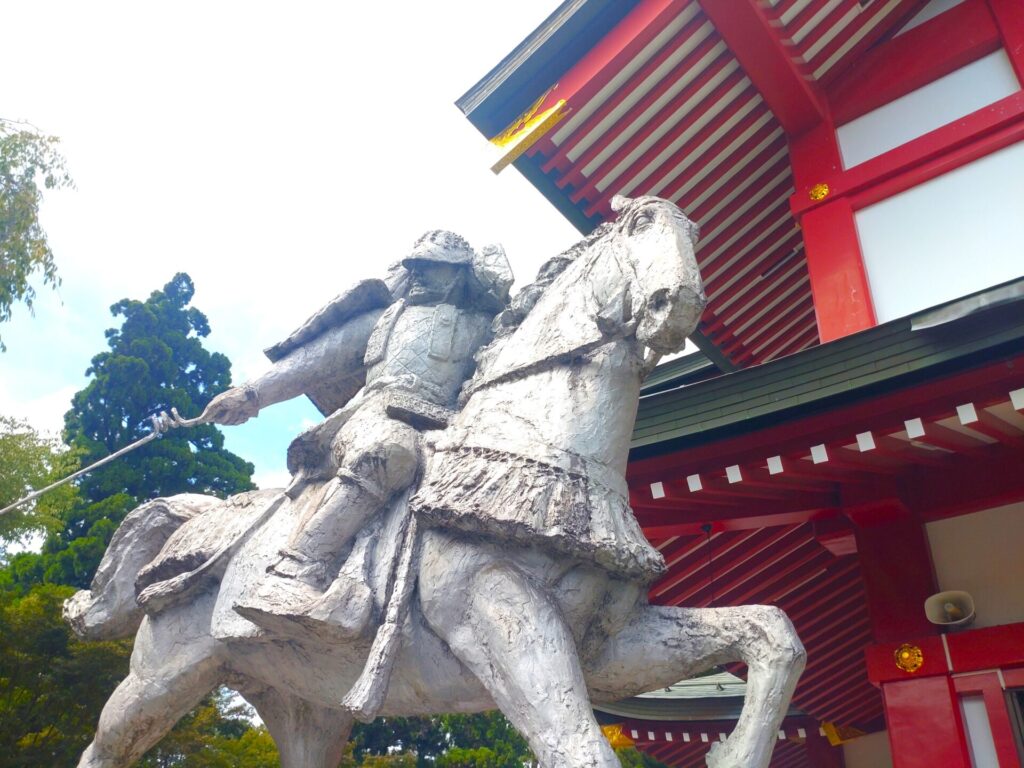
<box><xmin>852</xmin><ymin>506</ymin><xmax>938</xmax><ymax>643</ymax></box>
<box><xmin>543</xmin><ymin>6</ymin><xmax>708</xmax><ymax>179</ymax></box>
<box><xmin>953</xmin><ymin>672</ymin><xmax>1022</xmax><ymax>768</ymax></box>
<box><xmin>635</xmin><ymin>505</ymin><xmax>841</xmax><ymax>538</ymax></box>
<box><xmin>696</xmin><ymin>0</ymin><xmax>827</xmax><ymax>135</ymax></box>
<box><xmin>989</xmin><ymin>0</ymin><xmax>1024</xmax><ymax>83</ymax></box>
<box><xmin>814</xmin><ymin>0</ymin><xmax>928</xmax><ymax>86</ymax></box>
<box><xmin>792</xmin><ymin>90</ymin><xmax>1024</xmax><ymax>215</ymax></box>
<box><xmin>829</xmin><ymin>0</ymin><xmax>1002</xmax><ymax>125</ymax></box>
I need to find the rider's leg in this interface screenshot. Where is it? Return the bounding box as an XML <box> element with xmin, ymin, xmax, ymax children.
<box><xmin>584</xmin><ymin>602</ymin><xmax>805</xmax><ymax>768</ymax></box>
<box><xmin>247</xmin><ymin>411</ymin><xmax>420</xmax><ymax>635</ymax></box>
<box><xmin>282</xmin><ymin>410</ymin><xmax>419</xmax><ymax>570</ymax></box>
<box><xmin>419</xmin><ymin>533</ymin><xmax>620</xmax><ymax>768</ymax></box>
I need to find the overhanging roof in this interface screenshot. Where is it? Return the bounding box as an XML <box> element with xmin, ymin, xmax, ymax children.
<box><xmin>620</xmin><ymin>282</ymin><xmax>1024</xmax><ymax>750</ymax></box>
<box><xmin>459</xmin><ymin>0</ymin><xmax>928</xmax><ymax>369</ymax></box>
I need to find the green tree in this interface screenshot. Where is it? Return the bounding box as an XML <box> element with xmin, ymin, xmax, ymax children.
<box><xmin>4</xmin><ymin>272</ymin><xmax>255</xmax><ymax>594</ymax></box>
<box><xmin>137</xmin><ymin>690</ymin><xmax>280</xmax><ymax>768</ymax></box>
<box><xmin>0</xmin><ymin>415</ymin><xmax>79</xmax><ymax>554</ymax></box>
<box><xmin>347</xmin><ymin>712</ymin><xmax>533</xmax><ymax>768</ymax></box>
<box><xmin>0</xmin><ymin>119</ymin><xmax>73</xmax><ymax>349</ymax></box>
<box><xmin>0</xmin><ymin>584</ymin><xmax>131</xmax><ymax>767</ymax></box>
<box><xmin>0</xmin><ymin>274</ymin><xmax>264</xmax><ymax>766</ymax></box>
<box><xmin>65</xmin><ymin>271</ymin><xmax>254</xmax><ymax>505</ymax></box>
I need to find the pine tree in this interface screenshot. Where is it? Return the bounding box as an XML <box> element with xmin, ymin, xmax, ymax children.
<box><xmin>0</xmin><ymin>273</ymin><xmax>262</xmax><ymax>767</ymax></box>
<box><xmin>4</xmin><ymin>273</ymin><xmax>254</xmax><ymax>592</ymax></box>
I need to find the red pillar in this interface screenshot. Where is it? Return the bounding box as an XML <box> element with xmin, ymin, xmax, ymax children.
<box><xmin>789</xmin><ymin>120</ymin><xmax>877</xmax><ymax>343</ymax></box>
<box><xmin>798</xmin><ymin>199</ymin><xmax>876</xmax><ymax>343</ymax></box>
<box><xmin>847</xmin><ymin>500</ymin><xmax>937</xmax><ymax>643</ymax></box>
<box><xmin>882</xmin><ymin>676</ymin><xmax>971</xmax><ymax>768</ymax></box>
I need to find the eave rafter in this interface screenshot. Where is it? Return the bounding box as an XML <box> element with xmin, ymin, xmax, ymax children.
<box><xmin>696</xmin><ymin>0</ymin><xmax>827</xmax><ymax>136</ymax></box>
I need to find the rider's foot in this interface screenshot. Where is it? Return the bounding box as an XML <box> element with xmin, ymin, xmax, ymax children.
<box><xmin>233</xmin><ymin>562</ymin><xmax>373</xmax><ymax>642</ymax></box>
<box><xmin>305</xmin><ymin>573</ymin><xmax>374</xmax><ymax>637</ymax></box>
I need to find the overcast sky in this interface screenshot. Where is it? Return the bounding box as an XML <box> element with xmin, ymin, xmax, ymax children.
<box><xmin>1</xmin><ymin>0</ymin><xmax>582</xmax><ymax>488</ymax></box>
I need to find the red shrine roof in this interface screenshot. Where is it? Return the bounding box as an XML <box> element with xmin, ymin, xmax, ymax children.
<box><xmin>626</xmin><ymin>288</ymin><xmax>1024</xmax><ymax>759</ymax></box>
<box><xmin>459</xmin><ymin>0</ymin><xmax>929</xmax><ymax>369</ymax></box>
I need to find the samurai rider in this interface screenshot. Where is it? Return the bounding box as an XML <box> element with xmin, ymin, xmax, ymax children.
<box><xmin>201</xmin><ymin>230</ymin><xmax>512</xmax><ymax>637</ymax></box>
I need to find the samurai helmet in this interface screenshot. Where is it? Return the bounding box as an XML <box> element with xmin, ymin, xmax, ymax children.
<box><xmin>402</xmin><ymin>230</ymin><xmax>475</xmax><ymax>269</ymax></box>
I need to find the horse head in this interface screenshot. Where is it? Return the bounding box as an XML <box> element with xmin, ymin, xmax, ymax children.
<box><xmin>608</xmin><ymin>194</ymin><xmax>705</xmax><ymax>354</ymax></box>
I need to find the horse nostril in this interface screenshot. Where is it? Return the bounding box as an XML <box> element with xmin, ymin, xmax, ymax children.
<box><xmin>650</xmin><ymin>290</ymin><xmax>670</xmax><ymax>311</ymax></box>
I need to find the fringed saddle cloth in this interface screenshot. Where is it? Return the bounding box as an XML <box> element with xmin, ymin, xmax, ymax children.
<box><xmin>411</xmin><ymin>428</ymin><xmax>665</xmax><ymax>583</ymax></box>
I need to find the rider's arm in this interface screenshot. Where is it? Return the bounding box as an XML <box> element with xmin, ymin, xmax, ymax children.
<box><xmin>202</xmin><ymin>308</ymin><xmax>384</xmax><ymax>426</ymax></box>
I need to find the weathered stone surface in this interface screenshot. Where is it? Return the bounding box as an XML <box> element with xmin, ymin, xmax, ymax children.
<box><xmin>68</xmin><ymin>201</ymin><xmax>804</xmax><ymax>768</ymax></box>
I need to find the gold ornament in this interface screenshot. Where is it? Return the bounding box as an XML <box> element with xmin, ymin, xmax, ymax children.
<box><xmin>489</xmin><ymin>86</ymin><xmax>569</xmax><ymax>174</ymax></box>
<box><xmin>894</xmin><ymin>643</ymin><xmax>923</xmax><ymax>673</ymax></box>
<box><xmin>808</xmin><ymin>183</ymin><xmax>830</xmax><ymax>201</ymax></box>
<box><xmin>601</xmin><ymin>724</ymin><xmax>635</xmax><ymax>748</ymax></box>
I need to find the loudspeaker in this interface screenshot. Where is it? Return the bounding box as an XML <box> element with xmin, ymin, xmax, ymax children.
<box><xmin>924</xmin><ymin>590</ymin><xmax>976</xmax><ymax>629</ymax></box>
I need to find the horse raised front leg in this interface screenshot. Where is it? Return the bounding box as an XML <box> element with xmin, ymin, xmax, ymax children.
<box><xmin>77</xmin><ymin>617</ymin><xmax>222</xmax><ymax>768</ymax></box>
<box><xmin>420</xmin><ymin>538</ymin><xmax>619</xmax><ymax>768</ymax></box>
<box><xmin>585</xmin><ymin>605</ymin><xmax>806</xmax><ymax>768</ymax></box>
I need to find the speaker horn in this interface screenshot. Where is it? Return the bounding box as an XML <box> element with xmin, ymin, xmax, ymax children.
<box><xmin>924</xmin><ymin>590</ymin><xmax>976</xmax><ymax>629</ymax></box>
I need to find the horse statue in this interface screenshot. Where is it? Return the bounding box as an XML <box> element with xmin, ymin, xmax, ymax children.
<box><xmin>64</xmin><ymin>195</ymin><xmax>805</xmax><ymax>768</ymax></box>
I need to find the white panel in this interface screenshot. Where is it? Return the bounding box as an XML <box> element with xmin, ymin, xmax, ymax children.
<box><xmin>926</xmin><ymin>502</ymin><xmax>1024</xmax><ymax>628</ymax></box>
<box><xmin>855</xmin><ymin>141</ymin><xmax>1024</xmax><ymax>323</ymax></box>
<box><xmin>842</xmin><ymin>731</ymin><xmax>894</xmax><ymax>768</ymax></box>
<box><xmin>961</xmin><ymin>695</ymin><xmax>999</xmax><ymax>768</ymax></box>
<box><xmin>836</xmin><ymin>50</ymin><xmax>1020</xmax><ymax>168</ymax></box>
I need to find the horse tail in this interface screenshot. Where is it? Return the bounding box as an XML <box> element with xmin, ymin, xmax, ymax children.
<box><xmin>63</xmin><ymin>494</ymin><xmax>219</xmax><ymax>640</ymax></box>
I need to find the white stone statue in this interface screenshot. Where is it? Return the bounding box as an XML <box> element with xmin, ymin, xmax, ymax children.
<box><xmin>64</xmin><ymin>196</ymin><xmax>805</xmax><ymax>768</ymax></box>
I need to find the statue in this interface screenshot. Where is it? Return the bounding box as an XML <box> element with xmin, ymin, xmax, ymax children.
<box><xmin>64</xmin><ymin>196</ymin><xmax>805</xmax><ymax>768</ymax></box>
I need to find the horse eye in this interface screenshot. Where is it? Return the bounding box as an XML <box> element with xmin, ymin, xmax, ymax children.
<box><xmin>631</xmin><ymin>213</ymin><xmax>654</xmax><ymax>233</ymax></box>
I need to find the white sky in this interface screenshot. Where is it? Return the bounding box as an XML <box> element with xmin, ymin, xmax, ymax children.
<box><xmin>0</xmin><ymin>1</ymin><xmax>582</xmax><ymax>488</ymax></box>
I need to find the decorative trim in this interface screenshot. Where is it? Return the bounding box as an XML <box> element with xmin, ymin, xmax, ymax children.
<box><xmin>895</xmin><ymin>643</ymin><xmax>924</xmax><ymax>673</ymax></box>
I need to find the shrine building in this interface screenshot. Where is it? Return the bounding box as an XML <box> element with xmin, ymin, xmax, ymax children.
<box><xmin>457</xmin><ymin>1</ymin><xmax>1024</xmax><ymax>766</ymax></box>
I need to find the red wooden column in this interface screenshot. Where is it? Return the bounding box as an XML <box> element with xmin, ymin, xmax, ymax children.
<box><xmin>790</xmin><ymin>121</ymin><xmax>877</xmax><ymax>343</ymax></box>
<box><xmin>846</xmin><ymin>498</ymin><xmax>937</xmax><ymax>643</ymax></box>
<box><xmin>883</xmin><ymin>676</ymin><xmax>971</xmax><ymax>768</ymax></box>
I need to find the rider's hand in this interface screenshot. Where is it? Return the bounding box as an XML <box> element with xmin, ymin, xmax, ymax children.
<box><xmin>202</xmin><ymin>386</ymin><xmax>260</xmax><ymax>426</ymax></box>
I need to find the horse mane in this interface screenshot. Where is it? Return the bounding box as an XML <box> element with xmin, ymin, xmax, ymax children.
<box><xmin>460</xmin><ymin>222</ymin><xmax>615</xmax><ymax>399</ymax></box>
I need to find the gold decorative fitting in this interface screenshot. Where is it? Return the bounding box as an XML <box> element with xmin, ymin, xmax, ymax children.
<box><xmin>601</xmin><ymin>724</ymin><xmax>635</xmax><ymax>749</ymax></box>
<box><xmin>808</xmin><ymin>183</ymin><xmax>830</xmax><ymax>201</ymax></box>
<box><xmin>489</xmin><ymin>86</ymin><xmax>569</xmax><ymax>174</ymax></box>
<box><xmin>894</xmin><ymin>643</ymin><xmax>923</xmax><ymax>673</ymax></box>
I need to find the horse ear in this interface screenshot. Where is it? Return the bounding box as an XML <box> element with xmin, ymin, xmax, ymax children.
<box><xmin>610</xmin><ymin>195</ymin><xmax>631</xmax><ymax>214</ymax></box>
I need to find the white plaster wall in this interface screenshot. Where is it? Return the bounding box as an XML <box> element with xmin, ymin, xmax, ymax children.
<box><xmin>837</xmin><ymin>50</ymin><xmax>1020</xmax><ymax>168</ymax></box>
<box><xmin>854</xmin><ymin>139</ymin><xmax>1024</xmax><ymax>322</ymax></box>
<box><xmin>842</xmin><ymin>730</ymin><xmax>894</xmax><ymax>768</ymax></box>
<box><xmin>926</xmin><ymin>502</ymin><xmax>1024</xmax><ymax>629</ymax></box>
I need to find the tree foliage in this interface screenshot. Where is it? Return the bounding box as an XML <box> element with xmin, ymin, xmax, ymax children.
<box><xmin>0</xmin><ymin>273</ymin><xmax>262</xmax><ymax>766</ymax></box>
<box><xmin>347</xmin><ymin>712</ymin><xmax>532</xmax><ymax>768</ymax></box>
<box><xmin>0</xmin><ymin>415</ymin><xmax>79</xmax><ymax>553</ymax></box>
<box><xmin>0</xmin><ymin>584</ymin><xmax>132</xmax><ymax>767</ymax></box>
<box><xmin>0</xmin><ymin>119</ymin><xmax>73</xmax><ymax>349</ymax></box>
<box><xmin>3</xmin><ymin>273</ymin><xmax>255</xmax><ymax>594</ymax></box>
<box><xmin>64</xmin><ymin>272</ymin><xmax>255</xmax><ymax>504</ymax></box>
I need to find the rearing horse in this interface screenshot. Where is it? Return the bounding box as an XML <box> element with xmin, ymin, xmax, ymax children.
<box><xmin>68</xmin><ymin>195</ymin><xmax>804</xmax><ymax>768</ymax></box>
